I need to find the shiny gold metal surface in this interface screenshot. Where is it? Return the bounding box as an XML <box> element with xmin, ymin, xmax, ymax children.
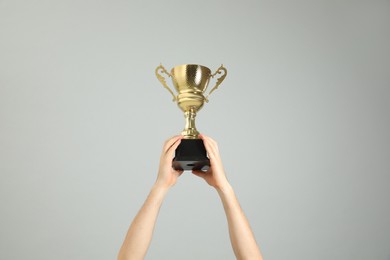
<box><xmin>156</xmin><ymin>64</ymin><xmax>227</xmax><ymax>139</ymax></box>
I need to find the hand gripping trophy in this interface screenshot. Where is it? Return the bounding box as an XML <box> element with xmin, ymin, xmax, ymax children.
<box><xmin>156</xmin><ymin>64</ymin><xmax>227</xmax><ymax>171</ymax></box>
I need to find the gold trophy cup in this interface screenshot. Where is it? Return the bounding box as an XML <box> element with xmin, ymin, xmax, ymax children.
<box><xmin>156</xmin><ymin>64</ymin><xmax>227</xmax><ymax>170</ymax></box>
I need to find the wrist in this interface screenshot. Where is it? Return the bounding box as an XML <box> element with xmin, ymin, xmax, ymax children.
<box><xmin>215</xmin><ymin>181</ymin><xmax>233</xmax><ymax>193</ymax></box>
<box><xmin>152</xmin><ymin>181</ymin><xmax>172</xmax><ymax>192</ymax></box>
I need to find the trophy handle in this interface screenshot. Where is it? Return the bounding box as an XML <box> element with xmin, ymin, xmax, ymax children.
<box><xmin>205</xmin><ymin>65</ymin><xmax>227</xmax><ymax>101</ymax></box>
<box><xmin>155</xmin><ymin>64</ymin><xmax>177</xmax><ymax>102</ymax></box>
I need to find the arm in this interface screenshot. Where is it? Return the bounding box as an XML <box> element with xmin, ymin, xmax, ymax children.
<box><xmin>118</xmin><ymin>135</ymin><xmax>183</xmax><ymax>260</ymax></box>
<box><xmin>192</xmin><ymin>135</ymin><xmax>263</xmax><ymax>260</ymax></box>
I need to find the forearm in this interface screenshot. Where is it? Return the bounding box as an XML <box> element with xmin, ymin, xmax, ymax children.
<box><xmin>217</xmin><ymin>184</ymin><xmax>263</xmax><ymax>260</ymax></box>
<box><xmin>118</xmin><ymin>184</ymin><xmax>169</xmax><ymax>260</ymax></box>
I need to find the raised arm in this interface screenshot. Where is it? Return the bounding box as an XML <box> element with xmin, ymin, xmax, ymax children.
<box><xmin>192</xmin><ymin>135</ymin><xmax>263</xmax><ymax>260</ymax></box>
<box><xmin>118</xmin><ymin>135</ymin><xmax>183</xmax><ymax>260</ymax></box>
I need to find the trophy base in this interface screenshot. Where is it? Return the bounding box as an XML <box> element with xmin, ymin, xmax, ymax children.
<box><xmin>173</xmin><ymin>139</ymin><xmax>210</xmax><ymax>171</ymax></box>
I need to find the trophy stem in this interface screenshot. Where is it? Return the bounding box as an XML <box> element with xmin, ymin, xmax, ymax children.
<box><xmin>181</xmin><ymin>107</ymin><xmax>200</xmax><ymax>139</ymax></box>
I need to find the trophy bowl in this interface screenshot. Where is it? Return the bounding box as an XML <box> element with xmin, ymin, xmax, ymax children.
<box><xmin>171</xmin><ymin>64</ymin><xmax>211</xmax><ymax>112</ymax></box>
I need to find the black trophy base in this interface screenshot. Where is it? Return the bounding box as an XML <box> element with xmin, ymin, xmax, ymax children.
<box><xmin>172</xmin><ymin>139</ymin><xmax>210</xmax><ymax>171</ymax></box>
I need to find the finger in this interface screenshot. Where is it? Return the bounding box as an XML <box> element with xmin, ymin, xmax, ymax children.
<box><xmin>175</xmin><ymin>169</ymin><xmax>184</xmax><ymax>176</ymax></box>
<box><xmin>199</xmin><ymin>134</ymin><xmax>218</xmax><ymax>149</ymax></box>
<box><xmin>199</xmin><ymin>135</ymin><xmax>218</xmax><ymax>159</ymax></box>
<box><xmin>203</xmin><ymin>135</ymin><xmax>219</xmax><ymax>151</ymax></box>
<box><xmin>163</xmin><ymin>135</ymin><xmax>180</xmax><ymax>152</ymax></box>
<box><xmin>199</xmin><ymin>134</ymin><xmax>215</xmax><ymax>157</ymax></box>
<box><xmin>165</xmin><ymin>137</ymin><xmax>182</xmax><ymax>158</ymax></box>
<box><xmin>163</xmin><ymin>135</ymin><xmax>182</xmax><ymax>153</ymax></box>
<box><xmin>192</xmin><ymin>170</ymin><xmax>207</xmax><ymax>179</ymax></box>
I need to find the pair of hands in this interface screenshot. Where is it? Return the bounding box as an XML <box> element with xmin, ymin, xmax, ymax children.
<box><xmin>155</xmin><ymin>134</ymin><xmax>229</xmax><ymax>190</ymax></box>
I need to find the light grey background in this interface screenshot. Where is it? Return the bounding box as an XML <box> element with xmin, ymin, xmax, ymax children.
<box><xmin>1</xmin><ymin>0</ymin><xmax>389</xmax><ymax>259</ymax></box>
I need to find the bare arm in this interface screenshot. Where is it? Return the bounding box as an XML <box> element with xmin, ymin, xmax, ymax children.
<box><xmin>118</xmin><ymin>136</ymin><xmax>183</xmax><ymax>260</ymax></box>
<box><xmin>217</xmin><ymin>183</ymin><xmax>263</xmax><ymax>260</ymax></box>
<box><xmin>193</xmin><ymin>135</ymin><xmax>263</xmax><ymax>260</ymax></box>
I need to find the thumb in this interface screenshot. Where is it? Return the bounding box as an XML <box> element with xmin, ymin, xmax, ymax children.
<box><xmin>192</xmin><ymin>170</ymin><xmax>207</xmax><ymax>179</ymax></box>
